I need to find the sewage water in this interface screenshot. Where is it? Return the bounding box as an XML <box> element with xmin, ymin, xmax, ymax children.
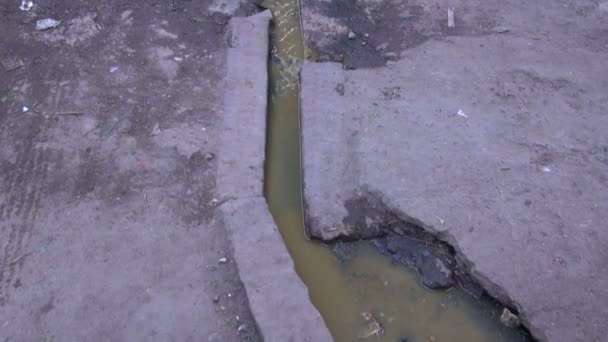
<box><xmin>262</xmin><ymin>1</ymin><xmax>530</xmax><ymax>341</ymax></box>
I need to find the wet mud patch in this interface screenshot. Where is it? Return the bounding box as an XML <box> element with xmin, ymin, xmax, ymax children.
<box><xmin>302</xmin><ymin>0</ymin><xmax>510</xmax><ymax>68</ymax></box>
<box><xmin>307</xmin><ymin>0</ymin><xmax>428</xmax><ymax>68</ymax></box>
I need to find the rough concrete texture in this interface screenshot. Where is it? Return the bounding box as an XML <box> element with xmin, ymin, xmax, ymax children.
<box><xmin>219</xmin><ymin>11</ymin><xmax>332</xmax><ymax>342</ymax></box>
<box><xmin>0</xmin><ymin>0</ymin><xmax>261</xmax><ymax>340</ymax></box>
<box><xmin>301</xmin><ymin>0</ymin><xmax>608</xmax><ymax>341</ymax></box>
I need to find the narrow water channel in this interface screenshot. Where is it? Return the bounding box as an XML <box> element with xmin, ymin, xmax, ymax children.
<box><xmin>262</xmin><ymin>1</ymin><xmax>530</xmax><ymax>341</ymax></box>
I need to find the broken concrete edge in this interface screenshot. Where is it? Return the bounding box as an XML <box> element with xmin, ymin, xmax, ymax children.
<box><xmin>217</xmin><ymin>10</ymin><xmax>332</xmax><ymax>342</ymax></box>
<box><xmin>299</xmin><ymin>62</ymin><xmax>540</xmax><ymax>341</ymax></box>
<box><xmin>376</xmin><ymin>193</ymin><xmax>541</xmax><ymax>340</ymax></box>
<box><xmin>304</xmin><ymin>184</ymin><xmax>540</xmax><ymax>341</ymax></box>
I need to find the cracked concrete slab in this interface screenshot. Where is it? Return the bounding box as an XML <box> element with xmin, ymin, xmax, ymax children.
<box><xmin>301</xmin><ymin>3</ymin><xmax>608</xmax><ymax>340</ymax></box>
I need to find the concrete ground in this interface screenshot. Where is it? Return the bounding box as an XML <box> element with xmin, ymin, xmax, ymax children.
<box><xmin>0</xmin><ymin>0</ymin><xmax>263</xmax><ymax>340</ymax></box>
<box><xmin>301</xmin><ymin>0</ymin><xmax>608</xmax><ymax>341</ymax></box>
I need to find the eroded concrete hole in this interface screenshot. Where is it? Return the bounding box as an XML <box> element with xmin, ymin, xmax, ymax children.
<box><xmin>319</xmin><ymin>191</ymin><xmax>534</xmax><ymax>339</ymax></box>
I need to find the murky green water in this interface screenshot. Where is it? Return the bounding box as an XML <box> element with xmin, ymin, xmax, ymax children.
<box><xmin>263</xmin><ymin>1</ymin><xmax>529</xmax><ymax>341</ymax></box>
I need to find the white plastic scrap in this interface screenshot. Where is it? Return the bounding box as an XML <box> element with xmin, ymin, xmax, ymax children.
<box><xmin>36</xmin><ymin>18</ymin><xmax>61</xmax><ymax>31</ymax></box>
<box><xmin>19</xmin><ymin>0</ymin><xmax>33</xmax><ymax>11</ymax></box>
<box><xmin>448</xmin><ymin>8</ymin><xmax>455</xmax><ymax>28</ymax></box>
<box><xmin>457</xmin><ymin>109</ymin><xmax>468</xmax><ymax>118</ymax></box>
<box><xmin>150</xmin><ymin>122</ymin><xmax>161</xmax><ymax>136</ymax></box>
<box><xmin>22</xmin><ymin>106</ymin><xmax>29</xmax><ymax>113</ymax></box>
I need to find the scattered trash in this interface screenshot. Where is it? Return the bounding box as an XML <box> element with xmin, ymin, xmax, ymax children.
<box><xmin>237</xmin><ymin>324</ymin><xmax>248</xmax><ymax>334</ymax></box>
<box><xmin>22</xmin><ymin>106</ymin><xmax>29</xmax><ymax>113</ymax></box>
<box><xmin>553</xmin><ymin>256</ymin><xmax>567</xmax><ymax>268</ymax></box>
<box><xmin>447</xmin><ymin>8</ymin><xmax>455</xmax><ymax>28</ymax></box>
<box><xmin>541</xmin><ymin>166</ymin><xmax>552</xmax><ymax>172</ymax></box>
<box><xmin>150</xmin><ymin>122</ymin><xmax>161</xmax><ymax>136</ymax></box>
<box><xmin>348</xmin><ymin>31</ymin><xmax>356</xmax><ymax>39</ymax></box>
<box><xmin>361</xmin><ymin>41</ymin><xmax>367</xmax><ymax>46</ymax></box>
<box><xmin>434</xmin><ymin>215</ymin><xmax>444</xmax><ymax>225</ymax></box>
<box><xmin>235</xmin><ymin>315</ymin><xmax>240</xmax><ymax>321</ymax></box>
<box><xmin>109</xmin><ymin>65</ymin><xmax>119</xmax><ymax>73</ymax></box>
<box><xmin>218</xmin><ymin>257</ymin><xmax>228</xmax><ymax>264</ymax></box>
<box><xmin>359</xmin><ymin>312</ymin><xmax>384</xmax><ymax>338</ymax></box>
<box><xmin>227</xmin><ymin>293</ymin><xmax>232</xmax><ymax>298</ymax></box>
<box><xmin>500</xmin><ymin>308</ymin><xmax>520</xmax><ymax>328</ymax></box>
<box><xmin>121</xmin><ymin>9</ymin><xmax>133</xmax><ymax>21</ymax></box>
<box><xmin>210</xmin><ymin>198</ymin><xmax>219</xmax><ymax>206</ymax></box>
<box><xmin>36</xmin><ymin>18</ymin><xmax>61</xmax><ymax>31</ymax></box>
<box><xmin>457</xmin><ymin>109</ymin><xmax>468</xmax><ymax>118</ymax></box>
<box><xmin>1</xmin><ymin>56</ymin><xmax>25</xmax><ymax>71</ymax></box>
<box><xmin>363</xmin><ymin>33</ymin><xmax>370</xmax><ymax>39</ymax></box>
<box><xmin>19</xmin><ymin>0</ymin><xmax>33</xmax><ymax>11</ymax></box>
<box><xmin>173</xmin><ymin>56</ymin><xmax>183</xmax><ymax>62</ymax></box>
<box><xmin>375</xmin><ymin>42</ymin><xmax>388</xmax><ymax>52</ymax></box>
<box><xmin>492</xmin><ymin>26</ymin><xmax>510</xmax><ymax>33</ymax></box>
<box><xmin>0</xmin><ymin>95</ymin><xmax>7</xmax><ymax>103</ymax></box>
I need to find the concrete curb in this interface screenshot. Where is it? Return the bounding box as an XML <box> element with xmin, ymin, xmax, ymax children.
<box><xmin>218</xmin><ymin>10</ymin><xmax>332</xmax><ymax>342</ymax></box>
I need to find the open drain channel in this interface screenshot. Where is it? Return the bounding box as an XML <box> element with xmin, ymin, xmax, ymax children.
<box><xmin>262</xmin><ymin>1</ymin><xmax>531</xmax><ymax>341</ymax></box>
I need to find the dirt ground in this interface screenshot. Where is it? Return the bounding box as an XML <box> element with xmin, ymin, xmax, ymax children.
<box><xmin>0</xmin><ymin>0</ymin><xmax>262</xmax><ymax>340</ymax></box>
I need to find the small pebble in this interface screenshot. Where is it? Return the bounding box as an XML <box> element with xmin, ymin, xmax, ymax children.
<box><xmin>361</xmin><ymin>41</ymin><xmax>367</xmax><ymax>46</ymax></box>
<box><xmin>205</xmin><ymin>152</ymin><xmax>215</xmax><ymax>161</ymax></box>
<box><xmin>212</xmin><ymin>295</ymin><xmax>220</xmax><ymax>303</ymax></box>
<box><xmin>218</xmin><ymin>257</ymin><xmax>227</xmax><ymax>264</ymax></box>
<box><xmin>363</xmin><ymin>33</ymin><xmax>370</xmax><ymax>38</ymax></box>
<box><xmin>348</xmin><ymin>31</ymin><xmax>356</xmax><ymax>39</ymax></box>
<box><xmin>22</xmin><ymin>106</ymin><xmax>29</xmax><ymax>113</ymax></box>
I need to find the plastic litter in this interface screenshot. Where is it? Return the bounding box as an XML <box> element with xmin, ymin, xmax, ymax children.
<box><xmin>19</xmin><ymin>0</ymin><xmax>33</xmax><ymax>11</ymax></box>
<box><xmin>448</xmin><ymin>8</ymin><xmax>455</xmax><ymax>28</ymax></box>
<box><xmin>359</xmin><ymin>312</ymin><xmax>384</xmax><ymax>338</ymax></box>
<box><xmin>457</xmin><ymin>109</ymin><xmax>468</xmax><ymax>118</ymax></box>
<box><xmin>36</xmin><ymin>18</ymin><xmax>61</xmax><ymax>31</ymax></box>
<box><xmin>150</xmin><ymin>122</ymin><xmax>160</xmax><ymax>136</ymax></box>
<box><xmin>109</xmin><ymin>65</ymin><xmax>119</xmax><ymax>73</ymax></box>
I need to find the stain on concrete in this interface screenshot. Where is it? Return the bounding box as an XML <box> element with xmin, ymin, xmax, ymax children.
<box><xmin>301</xmin><ymin>0</ymin><xmax>511</xmax><ymax>68</ymax></box>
